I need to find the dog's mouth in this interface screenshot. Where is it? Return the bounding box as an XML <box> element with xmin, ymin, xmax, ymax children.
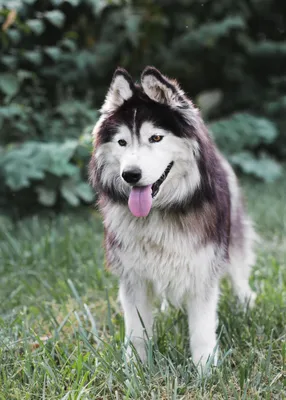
<box><xmin>151</xmin><ymin>161</ymin><xmax>174</xmax><ymax>198</ymax></box>
<box><xmin>128</xmin><ymin>161</ymin><xmax>174</xmax><ymax>218</ymax></box>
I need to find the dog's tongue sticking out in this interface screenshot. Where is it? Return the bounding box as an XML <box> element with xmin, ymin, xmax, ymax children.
<box><xmin>128</xmin><ymin>185</ymin><xmax>152</xmax><ymax>217</ymax></box>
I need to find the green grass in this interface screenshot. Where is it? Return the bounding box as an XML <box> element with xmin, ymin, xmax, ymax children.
<box><xmin>0</xmin><ymin>177</ymin><xmax>286</xmax><ymax>399</ymax></box>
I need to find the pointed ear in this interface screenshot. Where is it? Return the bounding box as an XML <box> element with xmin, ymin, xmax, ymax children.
<box><xmin>141</xmin><ymin>67</ymin><xmax>188</xmax><ymax>109</ymax></box>
<box><xmin>100</xmin><ymin>68</ymin><xmax>135</xmax><ymax>114</ymax></box>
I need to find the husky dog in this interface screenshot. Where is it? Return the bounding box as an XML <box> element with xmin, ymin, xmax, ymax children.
<box><xmin>89</xmin><ymin>67</ymin><xmax>256</xmax><ymax>370</ymax></box>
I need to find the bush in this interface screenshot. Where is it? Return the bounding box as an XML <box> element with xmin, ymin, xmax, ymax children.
<box><xmin>0</xmin><ymin>0</ymin><xmax>285</xmax><ymax>212</ymax></box>
<box><xmin>209</xmin><ymin>113</ymin><xmax>282</xmax><ymax>182</ymax></box>
<box><xmin>0</xmin><ymin>132</ymin><xmax>94</xmax><ymax>213</ymax></box>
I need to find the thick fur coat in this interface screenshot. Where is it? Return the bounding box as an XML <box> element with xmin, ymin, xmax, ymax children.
<box><xmin>89</xmin><ymin>67</ymin><xmax>256</xmax><ymax>370</ymax></box>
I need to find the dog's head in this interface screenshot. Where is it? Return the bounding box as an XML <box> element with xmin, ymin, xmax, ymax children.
<box><xmin>90</xmin><ymin>67</ymin><xmax>208</xmax><ymax>217</ymax></box>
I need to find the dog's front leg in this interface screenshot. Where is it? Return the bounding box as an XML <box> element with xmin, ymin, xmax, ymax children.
<box><xmin>119</xmin><ymin>278</ymin><xmax>153</xmax><ymax>362</ymax></box>
<box><xmin>187</xmin><ymin>285</ymin><xmax>219</xmax><ymax>373</ymax></box>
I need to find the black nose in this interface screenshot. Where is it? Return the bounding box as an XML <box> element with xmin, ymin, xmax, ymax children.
<box><xmin>122</xmin><ymin>168</ymin><xmax>142</xmax><ymax>184</ymax></box>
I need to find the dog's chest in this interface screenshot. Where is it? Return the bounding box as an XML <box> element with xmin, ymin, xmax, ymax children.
<box><xmin>102</xmin><ymin>203</ymin><xmax>217</xmax><ymax>304</ymax></box>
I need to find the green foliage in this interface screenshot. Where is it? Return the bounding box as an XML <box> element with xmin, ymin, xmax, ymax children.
<box><xmin>230</xmin><ymin>152</ymin><xmax>282</xmax><ymax>182</ymax></box>
<box><xmin>0</xmin><ymin>135</ymin><xmax>94</xmax><ymax>209</ymax></box>
<box><xmin>210</xmin><ymin>113</ymin><xmax>278</xmax><ymax>152</ymax></box>
<box><xmin>209</xmin><ymin>113</ymin><xmax>282</xmax><ymax>181</ymax></box>
<box><xmin>0</xmin><ymin>0</ymin><xmax>285</xmax><ymax>211</ymax></box>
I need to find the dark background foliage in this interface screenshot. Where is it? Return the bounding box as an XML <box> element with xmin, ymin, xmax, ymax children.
<box><xmin>1</xmin><ymin>0</ymin><xmax>286</xmax><ymax>214</ymax></box>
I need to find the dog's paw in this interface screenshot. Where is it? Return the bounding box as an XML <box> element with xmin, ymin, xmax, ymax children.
<box><xmin>160</xmin><ymin>297</ymin><xmax>169</xmax><ymax>313</ymax></box>
<box><xmin>125</xmin><ymin>338</ymin><xmax>147</xmax><ymax>363</ymax></box>
<box><xmin>240</xmin><ymin>290</ymin><xmax>257</xmax><ymax>311</ymax></box>
<box><xmin>247</xmin><ymin>291</ymin><xmax>257</xmax><ymax>309</ymax></box>
<box><xmin>192</xmin><ymin>346</ymin><xmax>219</xmax><ymax>377</ymax></box>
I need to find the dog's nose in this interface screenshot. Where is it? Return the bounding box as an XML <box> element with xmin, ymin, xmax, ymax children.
<box><xmin>122</xmin><ymin>168</ymin><xmax>142</xmax><ymax>184</ymax></box>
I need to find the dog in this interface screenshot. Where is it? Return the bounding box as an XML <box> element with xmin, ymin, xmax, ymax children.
<box><xmin>89</xmin><ymin>66</ymin><xmax>256</xmax><ymax>371</ymax></box>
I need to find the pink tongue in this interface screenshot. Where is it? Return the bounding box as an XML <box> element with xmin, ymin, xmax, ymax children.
<box><xmin>128</xmin><ymin>185</ymin><xmax>153</xmax><ymax>217</ymax></box>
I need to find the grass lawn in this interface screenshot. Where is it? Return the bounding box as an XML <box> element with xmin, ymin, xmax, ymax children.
<box><xmin>0</xmin><ymin>176</ymin><xmax>286</xmax><ymax>399</ymax></box>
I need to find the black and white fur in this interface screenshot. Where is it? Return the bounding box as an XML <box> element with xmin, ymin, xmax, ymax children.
<box><xmin>89</xmin><ymin>67</ymin><xmax>256</xmax><ymax>371</ymax></box>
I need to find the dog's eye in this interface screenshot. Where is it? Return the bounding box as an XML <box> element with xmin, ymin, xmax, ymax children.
<box><xmin>118</xmin><ymin>139</ymin><xmax>127</xmax><ymax>147</ymax></box>
<box><xmin>149</xmin><ymin>135</ymin><xmax>163</xmax><ymax>143</ymax></box>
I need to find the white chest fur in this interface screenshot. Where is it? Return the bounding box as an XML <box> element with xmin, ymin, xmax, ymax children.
<box><xmin>102</xmin><ymin>202</ymin><xmax>222</xmax><ymax>306</ymax></box>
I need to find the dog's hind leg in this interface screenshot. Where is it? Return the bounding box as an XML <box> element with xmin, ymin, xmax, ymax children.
<box><xmin>228</xmin><ymin>258</ymin><xmax>257</xmax><ymax>309</ymax></box>
<box><xmin>119</xmin><ymin>277</ymin><xmax>153</xmax><ymax>362</ymax></box>
<box><xmin>228</xmin><ymin>220</ymin><xmax>257</xmax><ymax>308</ymax></box>
<box><xmin>226</xmin><ymin>200</ymin><xmax>258</xmax><ymax>308</ymax></box>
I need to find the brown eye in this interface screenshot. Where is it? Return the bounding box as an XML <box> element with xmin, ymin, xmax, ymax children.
<box><xmin>149</xmin><ymin>135</ymin><xmax>163</xmax><ymax>143</ymax></box>
<box><xmin>118</xmin><ymin>139</ymin><xmax>127</xmax><ymax>146</ymax></box>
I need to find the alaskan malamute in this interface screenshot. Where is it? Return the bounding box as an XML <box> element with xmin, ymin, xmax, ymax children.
<box><xmin>89</xmin><ymin>67</ymin><xmax>256</xmax><ymax>371</ymax></box>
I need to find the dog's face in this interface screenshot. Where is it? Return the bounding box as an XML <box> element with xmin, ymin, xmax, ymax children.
<box><xmin>91</xmin><ymin>67</ymin><xmax>204</xmax><ymax>217</ymax></box>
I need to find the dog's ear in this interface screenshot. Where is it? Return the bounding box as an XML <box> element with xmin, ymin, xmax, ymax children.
<box><xmin>101</xmin><ymin>68</ymin><xmax>135</xmax><ymax>114</ymax></box>
<box><xmin>141</xmin><ymin>66</ymin><xmax>188</xmax><ymax>109</ymax></box>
